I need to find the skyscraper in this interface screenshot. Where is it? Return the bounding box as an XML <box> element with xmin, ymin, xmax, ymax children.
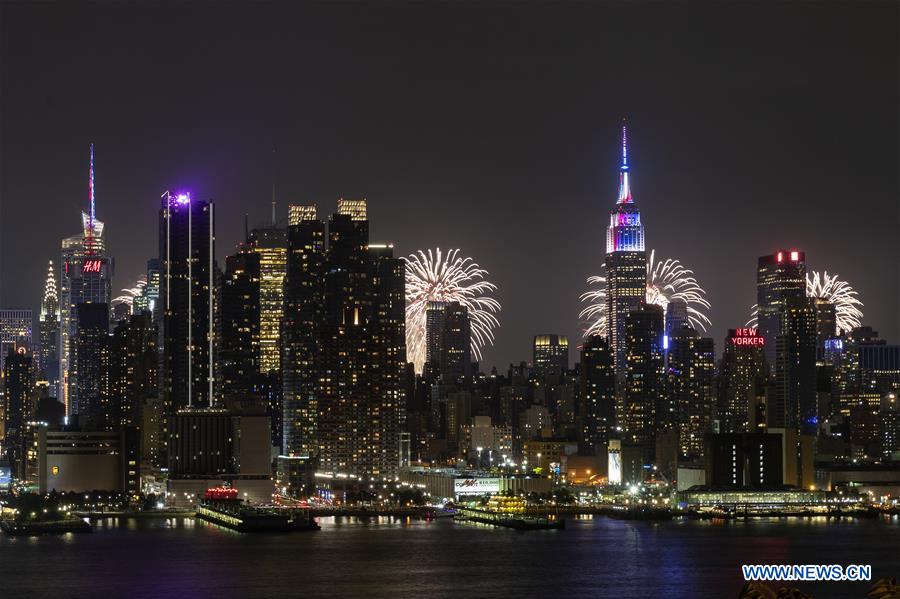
<box><xmin>439</xmin><ymin>302</ymin><xmax>472</xmax><ymax>384</ymax></box>
<box><xmin>0</xmin><ymin>309</ymin><xmax>32</xmax><ymax>375</ymax></box>
<box><xmin>622</xmin><ymin>303</ymin><xmax>664</xmax><ymax>462</ymax></box>
<box><xmin>59</xmin><ymin>146</ymin><xmax>113</xmax><ymax>419</ymax></box>
<box><xmin>718</xmin><ymin>328</ymin><xmax>766</xmax><ymax>433</ymax></box>
<box><xmin>424</xmin><ymin>300</ymin><xmax>447</xmax><ymax>377</ymax></box>
<box><xmin>666</xmin><ymin>326</ymin><xmax>715</xmax><ymax>461</ymax></box>
<box><xmin>3</xmin><ymin>344</ymin><xmax>33</xmax><ymax>474</ymax></box>
<box><xmin>533</xmin><ymin>335</ymin><xmax>569</xmax><ymax>381</ymax></box>
<box><xmin>38</xmin><ymin>261</ymin><xmax>60</xmax><ymax>396</ymax></box>
<box><xmin>74</xmin><ymin>302</ymin><xmax>110</xmax><ymax>429</ymax></box>
<box><xmin>813</xmin><ymin>297</ymin><xmax>837</xmax><ymax>348</ymax></box>
<box><xmin>316</xmin><ymin>201</ymin><xmax>406</xmax><ymax>477</ymax></box>
<box><xmin>282</xmin><ymin>204</ymin><xmax>325</xmax><ymax>458</ymax></box>
<box><xmin>773</xmin><ymin>296</ymin><xmax>818</xmax><ymax>433</ymax></box>
<box><xmin>219</xmin><ymin>250</ymin><xmax>261</xmax><ymax>400</ymax></box>
<box><xmin>108</xmin><ymin>313</ymin><xmax>158</xmax><ymax>431</ymax></box>
<box><xmin>756</xmin><ymin>250</ymin><xmax>806</xmax><ymax>367</ymax></box>
<box><xmin>605</xmin><ymin>123</ymin><xmax>647</xmax><ymax>372</ymax></box>
<box><xmin>578</xmin><ymin>335</ymin><xmax>616</xmax><ymax>456</ymax></box>
<box><xmin>159</xmin><ymin>191</ymin><xmax>216</xmax><ymax>411</ymax></box>
<box><xmin>247</xmin><ymin>217</ymin><xmax>287</xmax><ymax>375</ymax></box>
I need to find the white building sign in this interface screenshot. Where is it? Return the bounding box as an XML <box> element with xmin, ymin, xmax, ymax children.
<box><xmin>454</xmin><ymin>478</ymin><xmax>501</xmax><ymax>496</ymax></box>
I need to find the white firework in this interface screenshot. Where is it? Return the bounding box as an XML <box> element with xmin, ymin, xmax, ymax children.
<box><xmin>807</xmin><ymin>271</ymin><xmax>863</xmax><ymax>334</ymax></box>
<box><xmin>112</xmin><ymin>276</ymin><xmax>147</xmax><ymax>308</ymax></box>
<box><xmin>747</xmin><ymin>271</ymin><xmax>864</xmax><ymax>334</ymax></box>
<box><xmin>580</xmin><ymin>249</ymin><xmax>711</xmax><ymax>337</ymax></box>
<box><xmin>746</xmin><ymin>270</ymin><xmax>864</xmax><ymax>335</ymax></box>
<box><xmin>405</xmin><ymin>248</ymin><xmax>501</xmax><ymax>373</ymax></box>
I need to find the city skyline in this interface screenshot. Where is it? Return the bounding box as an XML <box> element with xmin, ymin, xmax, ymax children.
<box><xmin>1</xmin><ymin>2</ymin><xmax>897</xmax><ymax>370</ymax></box>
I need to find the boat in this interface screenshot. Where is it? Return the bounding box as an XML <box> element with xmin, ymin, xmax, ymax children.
<box><xmin>1</xmin><ymin>517</ymin><xmax>92</xmax><ymax>536</ymax></box>
<box><xmin>195</xmin><ymin>487</ymin><xmax>320</xmax><ymax>533</ymax></box>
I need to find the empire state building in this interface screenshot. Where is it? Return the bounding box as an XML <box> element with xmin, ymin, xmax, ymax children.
<box><xmin>605</xmin><ymin>123</ymin><xmax>647</xmax><ymax>372</ymax></box>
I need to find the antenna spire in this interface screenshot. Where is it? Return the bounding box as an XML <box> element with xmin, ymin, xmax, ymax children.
<box><xmin>85</xmin><ymin>143</ymin><xmax>97</xmax><ymax>253</ymax></box>
<box><xmin>616</xmin><ymin>119</ymin><xmax>633</xmax><ymax>204</ymax></box>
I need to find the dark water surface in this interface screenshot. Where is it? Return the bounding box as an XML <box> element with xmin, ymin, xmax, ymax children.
<box><xmin>1</xmin><ymin>515</ymin><xmax>897</xmax><ymax>598</ymax></box>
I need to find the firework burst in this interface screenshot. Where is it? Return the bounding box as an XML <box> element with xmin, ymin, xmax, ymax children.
<box><xmin>112</xmin><ymin>276</ymin><xmax>147</xmax><ymax>309</ymax></box>
<box><xmin>746</xmin><ymin>271</ymin><xmax>863</xmax><ymax>334</ymax></box>
<box><xmin>405</xmin><ymin>248</ymin><xmax>501</xmax><ymax>373</ymax></box>
<box><xmin>807</xmin><ymin>271</ymin><xmax>863</xmax><ymax>333</ymax></box>
<box><xmin>580</xmin><ymin>250</ymin><xmax>711</xmax><ymax>337</ymax></box>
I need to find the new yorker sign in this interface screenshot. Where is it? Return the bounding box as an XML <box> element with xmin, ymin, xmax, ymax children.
<box><xmin>729</xmin><ymin>328</ymin><xmax>764</xmax><ymax>346</ymax></box>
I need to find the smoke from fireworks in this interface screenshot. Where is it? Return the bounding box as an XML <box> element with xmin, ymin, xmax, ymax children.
<box><xmin>580</xmin><ymin>250</ymin><xmax>711</xmax><ymax>337</ymax></box>
<box><xmin>746</xmin><ymin>271</ymin><xmax>863</xmax><ymax>334</ymax></box>
<box><xmin>406</xmin><ymin>248</ymin><xmax>501</xmax><ymax>373</ymax></box>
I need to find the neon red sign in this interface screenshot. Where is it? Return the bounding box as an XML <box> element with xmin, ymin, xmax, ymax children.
<box><xmin>730</xmin><ymin>328</ymin><xmax>764</xmax><ymax>346</ymax></box>
<box><xmin>82</xmin><ymin>259</ymin><xmax>103</xmax><ymax>273</ymax></box>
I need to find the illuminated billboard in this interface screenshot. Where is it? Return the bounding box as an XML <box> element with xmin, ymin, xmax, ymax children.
<box><xmin>608</xmin><ymin>439</ymin><xmax>622</xmax><ymax>485</ymax></box>
<box><xmin>454</xmin><ymin>478</ymin><xmax>501</xmax><ymax>496</ymax></box>
<box><xmin>729</xmin><ymin>328</ymin><xmax>764</xmax><ymax>346</ymax></box>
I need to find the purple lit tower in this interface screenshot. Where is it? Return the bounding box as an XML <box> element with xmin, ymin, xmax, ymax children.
<box><xmin>159</xmin><ymin>191</ymin><xmax>216</xmax><ymax>413</ymax></box>
<box><xmin>605</xmin><ymin>122</ymin><xmax>647</xmax><ymax>374</ymax></box>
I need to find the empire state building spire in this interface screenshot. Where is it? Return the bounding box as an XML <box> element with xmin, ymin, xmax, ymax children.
<box><xmin>617</xmin><ymin>121</ymin><xmax>632</xmax><ymax>204</ymax></box>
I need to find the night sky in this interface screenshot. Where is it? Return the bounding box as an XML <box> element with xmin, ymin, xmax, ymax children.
<box><xmin>1</xmin><ymin>2</ymin><xmax>897</xmax><ymax>368</ymax></box>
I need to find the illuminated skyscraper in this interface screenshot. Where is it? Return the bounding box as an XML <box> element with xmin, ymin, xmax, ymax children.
<box><xmin>108</xmin><ymin>313</ymin><xmax>158</xmax><ymax>431</ymax></box>
<box><xmin>533</xmin><ymin>334</ymin><xmax>569</xmax><ymax>381</ymax></box>
<box><xmin>622</xmin><ymin>303</ymin><xmax>664</xmax><ymax>462</ymax></box>
<box><xmin>756</xmin><ymin>250</ymin><xmax>806</xmax><ymax>367</ymax></box>
<box><xmin>75</xmin><ymin>302</ymin><xmax>110</xmax><ymax>429</ymax></box>
<box><xmin>38</xmin><ymin>261</ymin><xmax>60</xmax><ymax>396</ymax></box>
<box><xmin>439</xmin><ymin>302</ymin><xmax>472</xmax><ymax>384</ymax></box>
<box><xmin>425</xmin><ymin>300</ymin><xmax>447</xmax><ymax>375</ymax></box>
<box><xmin>665</xmin><ymin>326</ymin><xmax>715</xmax><ymax>460</ymax></box>
<box><xmin>317</xmin><ymin>201</ymin><xmax>405</xmax><ymax>477</ymax></box>
<box><xmin>0</xmin><ymin>309</ymin><xmax>32</xmax><ymax>375</ymax></box>
<box><xmin>773</xmin><ymin>296</ymin><xmax>818</xmax><ymax>433</ymax></box>
<box><xmin>282</xmin><ymin>204</ymin><xmax>325</xmax><ymax>458</ymax></box>
<box><xmin>718</xmin><ymin>328</ymin><xmax>766</xmax><ymax>433</ymax></box>
<box><xmin>159</xmin><ymin>191</ymin><xmax>216</xmax><ymax>412</ymax></box>
<box><xmin>3</xmin><ymin>344</ymin><xmax>33</xmax><ymax>473</ymax></box>
<box><xmin>605</xmin><ymin>123</ymin><xmax>647</xmax><ymax>372</ymax></box>
<box><xmin>219</xmin><ymin>250</ymin><xmax>261</xmax><ymax>399</ymax></box>
<box><xmin>578</xmin><ymin>335</ymin><xmax>616</xmax><ymax>456</ymax></box>
<box><xmin>247</xmin><ymin>213</ymin><xmax>287</xmax><ymax>375</ymax></box>
<box><xmin>59</xmin><ymin>145</ymin><xmax>113</xmax><ymax>419</ymax></box>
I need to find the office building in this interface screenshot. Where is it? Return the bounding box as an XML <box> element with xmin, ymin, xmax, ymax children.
<box><xmin>0</xmin><ymin>309</ymin><xmax>32</xmax><ymax>376</ymax></box>
<box><xmin>578</xmin><ymin>335</ymin><xmax>616</xmax><ymax>456</ymax></box>
<box><xmin>718</xmin><ymin>328</ymin><xmax>766</xmax><ymax>433</ymax></box>
<box><xmin>439</xmin><ymin>302</ymin><xmax>472</xmax><ymax>384</ymax></box>
<box><xmin>310</xmin><ymin>201</ymin><xmax>406</xmax><ymax>477</ymax></box>
<box><xmin>60</xmin><ymin>147</ymin><xmax>114</xmax><ymax>419</ymax></box>
<box><xmin>704</xmin><ymin>432</ymin><xmax>784</xmax><ymax>489</ymax></box>
<box><xmin>533</xmin><ymin>335</ymin><xmax>569</xmax><ymax>381</ymax></box>
<box><xmin>773</xmin><ymin>297</ymin><xmax>817</xmax><ymax>433</ymax></box>
<box><xmin>3</xmin><ymin>345</ymin><xmax>33</xmax><ymax>472</ymax></box>
<box><xmin>38</xmin><ymin>261</ymin><xmax>60</xmax><ymax>396</ymax></box>
<box><xmin>666</xmin><ymin>326</ymin><xmax>715</xmax><ymax>461</ymax></box>
<box><xmin>756</xmin><ymin>250</ymin><xmax>806</xmax><ymax>366</ymax></box>
<box><xmin>282</xmin><ymin>205</ymin><xmax>325</xmax><ymax>458</ymax></box>
<box><xmin>247</xmin><ymin>218</ymin><xmax>287</xmax><ymax>375</ymax></box>
<box><xmin>108</xmin><ymin>313</ymin><xmax>158</xmax><ymax>431</ymax></box>
<box><xmin>159</xmin><ymin>191</ymin><xmax>216</xmax><ymax>411</ymax></box>
<box><xmin>424</xmin><ymin>300</ymin><xmax>447</xmax><ymax>379</ymax></box>
<box><xmin>622</xmin><ymin>303</ymin><xmax>664</xmax><ymax>462</ymax></box>
<box><xmin>74</xmin><ymin>303</ymin><xmax>110</xmax><ymax>429</ymax></box>
<box><xmin>219</xmin><ymin>250</ymin><xmax>261</xmax><ymax>400</ymax></box>
<box><xmin>605</xmin><ymin>124</ymin><xmax>647</xmax><ymax>372</ymax></box>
